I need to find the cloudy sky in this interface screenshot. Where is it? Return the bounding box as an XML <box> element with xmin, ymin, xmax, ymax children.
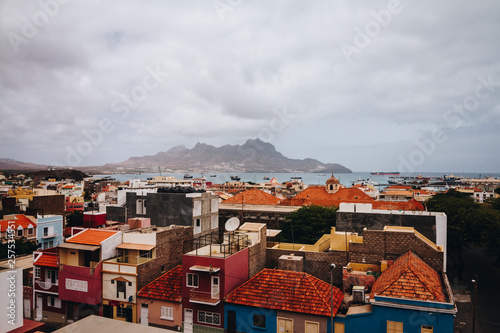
<box><xmin>1</xmin><ymin>0</ymin><xmax>499</xmax><ymax>173</ymax></box>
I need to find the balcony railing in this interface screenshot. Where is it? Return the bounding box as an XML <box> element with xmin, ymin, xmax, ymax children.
<box><xmin>189</xmin><ymin>289</ymin><xmax>220</xmax><ymax>305</ymax></box>
<box><xmin>36</xmin><ymin>280</ymin><xmax>58</xmax><ymax>290</ymax></box>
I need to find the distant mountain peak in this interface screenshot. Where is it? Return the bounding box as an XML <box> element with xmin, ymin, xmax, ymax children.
<box><xmin>104</xmin><ymin>139</ymin><xmax>351</xmax><ymax>173</ymax></box>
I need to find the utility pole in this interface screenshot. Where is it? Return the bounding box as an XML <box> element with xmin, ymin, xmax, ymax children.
<box><xmin>472</xmin><ymin>275</ymin><xmax>478</xmax><ymax>333</ymax></box>
<box><xmin>330</xmin><ymin>263</ymin><xmax>336</xmax><ymax>333</ymax></box>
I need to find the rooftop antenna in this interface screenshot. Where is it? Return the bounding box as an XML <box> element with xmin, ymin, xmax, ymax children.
<box><xmin>225</xmin><ymin>217</ymin><xmax>240</xmax><ymax>232</ymax></box>
<box><xmin>225</xmin><ymin>217</ymin><xmax>240</xmax><ymax>254</ymax></box>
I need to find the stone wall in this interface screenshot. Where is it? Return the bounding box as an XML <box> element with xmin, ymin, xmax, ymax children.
<box><xmin>266</xmin><ymin>228</ymin><xmax>444</xmax><ymax>286</ymax></box>
<box><xmin>337</xmin><ymin>211</ymin><xmax>438</xmax><ymax>243</ymax></box>
<box><xmin>137</xmin><ymin>225</ymin><xmax>193</xmax><ymax>290</ymax></box>
<box><xmin>349</xmin><ymin>229</ymin><xmax>444</xmax><ymax>272</ymax></box>
<box><xmin>266</xmin><ymin>248</ymin><xmax>345</xmax><ymax>286</ymax></box>
<box><xmin>106</xmin><ymin>206</ymin><xmax>126</xmax><ymax>223</ymax></box>
<box><xmin>248</xmin><ymin>225</ymin><xmax>267</xmax><ymax>278</ymax></box>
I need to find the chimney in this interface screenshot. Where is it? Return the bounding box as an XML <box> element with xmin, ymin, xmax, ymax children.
<box><xmin>278</xmin><ymin>254</ymin><xmax>303</xmax><ymax>272</ymax></box>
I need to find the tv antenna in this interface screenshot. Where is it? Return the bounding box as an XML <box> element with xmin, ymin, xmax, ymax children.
<box><xmin>225</xmin><ymin>217</ymin><xmax>240</xmax><ymax>232</ymax></box>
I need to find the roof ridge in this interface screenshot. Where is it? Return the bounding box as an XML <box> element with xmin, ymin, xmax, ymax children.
<box><xmin>407</xmin><ymin>252</ymin><xmax>444</xmax><ymax>301</ymax></box>
<box><xmin>304</xmin><ymin>273</ymin><xmax>332</xmax><ymax>313</ymax></box>
<box><xmin>139</xmin><ymin>265</ymin><xmax>182</xmax><ymax>293</ymax></box>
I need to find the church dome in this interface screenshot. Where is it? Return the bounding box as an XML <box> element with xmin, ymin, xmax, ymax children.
<box><xmin>326</xmin><ymin>174</ymin><xmax>340</xmax><ymax>185</ymax></box>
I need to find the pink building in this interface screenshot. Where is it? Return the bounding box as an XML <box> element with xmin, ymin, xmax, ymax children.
<box><xmin>182</xmin><ymin>233</ymin><xmax>250</xmax><ymax>333</ymax></box>
<box><xmin>137</xmin><ymin>265</ymin><xmax>183</xmax><ymax>330</ymax></box>
<box><xmin>83</xmin><ymin>211</ymin><xmax>106</xmax><ymax>228</ymax></box>
<box><xmin>57</xmin><ymin>229</ymin><xmax>121</xmax><ymax>320</ymax></box>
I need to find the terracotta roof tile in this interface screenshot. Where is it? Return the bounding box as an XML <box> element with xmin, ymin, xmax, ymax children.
<box><xmin>66</xmin><ymin>229</ymin><xmax>119</xmax><ymax>245</ymax></box>
<box><xmin>279</xmin><ymin>186</ymin><xmax>374</xmax><ymax>207</ymax></box>
<box><xmin>0</xmin><ymin>214</ymin><xmax>37</xmax><ymax>232</ymax></box>
<box><xmin>34</xmin><ymin>253</ymin><xmax>59</xmax><ymax>267</ymax></box>
<box><xmin>223</xmin><ymin>188</ymin><xmax>282</xmax><ymax>205</ymax></box>
<box><xmin>225</xmin><ymin>269</ymin><xmax>343</xmax><ymax>317</ymax></box>
<box><xmin>137</xmin><ymin>265</ymin><xmax>182</xmax><ymax>302</ymax></box>
<box><xmin>370</xmin><ymin>251</ymin><xmax>446</xmax><ymax>302</ymax></box>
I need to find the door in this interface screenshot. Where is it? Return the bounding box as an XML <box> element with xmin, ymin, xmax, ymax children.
<box><xmin>335</xmin><ymin>322</ymin><xmax>345</xmax><ymax>333</ymax></box>
<box><xmin>184</xmin><ymin>309</ymin><xmax>193</xmax><ymax>333</ymax></box>
<box><xmin>36</xmin><ymin>294</ymin><xmax>42</xmax><ymax>319</ymax></box>
<box><xmin>227</xmin><ymin>311</ymin><xmax>236</xmax><ymax>333</ymax></box>
<box><xmin>140</xmin><ymin>304</ymin><xmax>148</xmax><ymax>326</ymax></box>
<box><xmin>305</xmin><ymin>321</ymin><xmax>319</xmax><ymax>333</ymax></box>
<box><xmin>24</xmin><ymin>298</ymin><xmax>31</xmax><ymax>319</ymax></box>
<box><xmin>277</xmin><ymin>317</ymin><xmax>293</xmax><ymax>333</ymax></box>
<box><xmin>211</xmin><ymin>276</ymin><xmax>220</xmax><ymax>298</ymax></box>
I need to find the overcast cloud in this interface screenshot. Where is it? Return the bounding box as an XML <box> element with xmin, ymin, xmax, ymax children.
<box><xmin>1</xmin><ymin>0</ymin><xmax>499</xmax><ymax>172</ymax></box>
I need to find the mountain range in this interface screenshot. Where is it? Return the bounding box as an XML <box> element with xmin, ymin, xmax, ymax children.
<box><xmin>104</xmin><ymin>139</ymin><xmax>351</xmax><ymax>173</ymax></box>
<box><xmin>0</xmin><ymin>139</ymin><xmax>351</xmax><ymax>173</ymax></box>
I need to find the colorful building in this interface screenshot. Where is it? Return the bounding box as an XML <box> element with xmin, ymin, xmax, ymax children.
<box><xmin>0</xmin><ymin>214</ymin><xmax>37</xmax><ymax>244</ymax></box>
<box><xmin>182</xmin><ymin>232</ymin><xmax>250</xmax><ymax>333</ymax></box>
<box><xmin>224</xmin><ymin>268</ymin><xmax>344</xmax><ymax>333</ymax></box>
<box><xmin>36</xmin><ymin>215</ymin><xmax>64</xmax><ymax>250</ymax></box>
<box><xmin>101</xmin><ymin>225</ymin><xmax>192</xmax><ymax>323</ymax></box>
<box><xmin>334</xmin><ymin>251</ymin><xmax>456</xmax><ymax>333</ymax></box>
<box><xmin>136</xmin><ymin>265</ymin><xmax>183</xmax><ymax>330</ymax></box>
<box><xmin>57</xmin><ymin>228</ymin><xmax>122</xmax><ymax>320</ymax></box>
<box><xmin>33</xmin><ymin>248</ymin><xmax>66</xmax><ymax>323</ymax></box>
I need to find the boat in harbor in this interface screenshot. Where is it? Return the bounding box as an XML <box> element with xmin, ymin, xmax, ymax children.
<box><xmin>210</xmin><ymin>174</ymin><xmax>217</xmax><ymax>177</ymax></box>
<box><xmin>370</xmin><ymin>171</ymin><xmax>400</xmax><ymax>175</ymax></box>
<box><xmin>263</xmin><ymin>176</ymin><xmax>270</xmax><ymax>180</ymax></box>
<box><xmin>183</xmin><ymin>173</ymin><xmax>193</xmax><ymax>179</ymax></box>
<box><xmin>230</xmin><ymin>175</ymin><xmax>241</xmax><ymax>181</ymax></box>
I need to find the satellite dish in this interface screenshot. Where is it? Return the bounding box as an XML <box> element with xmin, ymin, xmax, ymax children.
<box><xmin>225</xmin><ymin>217</ymin><xmax>240</xmax><ymax>232</ymax></box>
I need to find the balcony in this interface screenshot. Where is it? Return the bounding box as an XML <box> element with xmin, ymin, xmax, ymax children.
<box><xmin>189</xmin><ymin>289</ymin><xmax>220</xmax><ymax>306</ymax></box>
<box><xmin>35</xmin><ymin>280</ymin><xmax>58</xmax><ymax>293</ymax></box>
<box><xmin>59</xmin><ymin>262</ymin><xmax>103</xmax><ymax>305</ymax></box>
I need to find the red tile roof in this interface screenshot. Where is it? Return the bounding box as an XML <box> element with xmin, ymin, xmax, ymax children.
<box><xmin>34</xmin><ymin>253</ymin><xmax>59</xmax><ymax>267</ymax></box>
<box><xmin>370</xmin><ymin>251</ymin><xmax>446</xmax><ymax>302</ymax></box>
<box><xmin>225</xmin><ymin>269</ymin><xmax>344</xmax><ymax>317</ymax></box>
<box><xmin>0</xmin><ymin>214</ymin><xmax>37</xmax><ymax>232</ymax></box>
<box><xmin>137</xmin><ymin>265</ymin><xmax>182</xmax><ymax>302</ymax></box>
<box><xmin>279</xmin><ymin>186</ymin><xmax>374</xmax><ymax>207</ymax></box>
<box><xmin>372</xmin><ymin>199</ymin><xmax>424</xmax><ymax>211</ymax></box>
<box><xmin>385</xmin><ymin>185</ymin><xmax>413</xmax><ymax>190</ymax></box>
<box><xmin>223</xmin><ymin>188</ymin><xmax>282</xmax><ymax>205</ymax></box>
<box><xmin>66</xmin><ymin>229</ymin><xmax>119</xmax><ymax>245</ymax></box>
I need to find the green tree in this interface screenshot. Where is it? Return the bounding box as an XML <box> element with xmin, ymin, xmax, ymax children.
<box><xmin>428</xmin><ymin>190</ymin><xmax>500</xmax><ymax>276</ymax></box>
<box><xmin>280</xmin><ymin>205</ymin><xmax>337</xmax><ymax>244</ymax></box>
<box><xmin>66</xmin><ymin>211</ymin><xmax>83</xmax><ymax>228</ymax></box>
<box><xmin>0</xmin><ymin>237</ymin><xmax>38</xmax><ymax>259</ymax></box>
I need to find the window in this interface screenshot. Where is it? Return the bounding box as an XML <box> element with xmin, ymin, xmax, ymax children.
<box><xmin>198</xmin><ymin>311</ymin><xmax>220</xmax><ymax>325</ymax></box>
<box><xmin>160</xmin><ymin>306</ymin><xmax>173</xmax><ymax>320</ymax></box>
<box><xmin>17</xmin><ymin>228</ymin><xmax>23</xmax><ymax>237</ymax></box>
<box><xmin>47</xmin><ymin>269</ymin><xmax>58</xmax><ymax>284</ymax></box>
<box><xmin>43</xmin><ymin>227</ymin><xmax>48</xmax><ymax>237</ymax></box>
<box><xmin>27</xmin><ymin>226</ymin><xmax>34</xmax><ymax>236</ymax></box>
<box><xmin>47</xmin><ymin>296</ymin><xmax>61</xmax><ymax>308</ymax></box>
<box><xmin>387</xmin><ymin>321</ymin><xmax>403</xmax><ymax>333</ymax></box>
<box><xmin>253</xmin><ymin>314</ymin><xmax>266</xmax><ymax>328</ymax></box>
<box><xmin>117</xmin><ymin>280</ymin><xmax>126</xmax><ymax>299</ymax></box>
<box><xmin>196</xmin><ymin>219</ymin><xmax>201</xmax><ymax>227</ymax></box>
<box><xmin>34</xmin><ymin>267</ymin><xmax>41</xmax><ymax>279</ymax></box>
<box><xmin>187</xmin><ymin>273</ymin><xmax>198</xmax><ymax>287</ymax></box>
<box><xmin>421</xmin><ymin>325</ymin><xmax>433</xmax><ymax>333</ymax></box>
<box><xmin>117</xmin><ymin>307</ymin><xmax>128</xmax><ymax>318</ymax></box>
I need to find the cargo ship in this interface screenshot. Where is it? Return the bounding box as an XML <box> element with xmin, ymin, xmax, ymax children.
<box><xmin>370</xmin><ymin>171</ymin><xmax>400</xmax><ymax>175</ymax></box>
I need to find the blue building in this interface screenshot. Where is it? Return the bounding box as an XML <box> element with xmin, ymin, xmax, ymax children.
<box><xmin>36</xmin><ymin>215</ymin><xmax>64</xmax><ymax>249</ymax></box>
<box><xmin>334</xmin><ymin>251</ymin><xmax>456</xmax><ymax>333</ymax></box>
<box><xmin>224</xmin><ymin>268</ymin><xmax>344</xmax><ymax>333</ymax></box>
